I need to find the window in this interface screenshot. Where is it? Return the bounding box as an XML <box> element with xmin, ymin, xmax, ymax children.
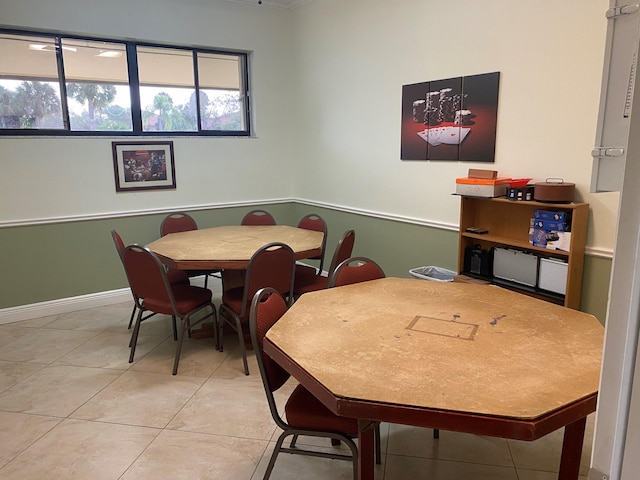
<box><xmin>0</xmin><ymin>30</ymin><xmax>250</xmax><ymax>136</ymax></box>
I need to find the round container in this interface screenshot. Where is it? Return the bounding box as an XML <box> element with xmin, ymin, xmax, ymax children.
<box><xmin>533</xmin><ymin>178</ymin><xmax>575</xmax><ymax>203</ymax></box>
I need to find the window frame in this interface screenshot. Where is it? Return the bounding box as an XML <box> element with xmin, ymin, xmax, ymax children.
<box><xmin>0</xmin><ymin>28</ymin><xmax>251</xmax><ymax>137</ymax></box>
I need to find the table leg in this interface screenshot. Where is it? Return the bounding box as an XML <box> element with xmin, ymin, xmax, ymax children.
<box><xmin>358</xmin><ymin>419</ymin><xmax>375</xmax><ymax>480</ymax></box>
<box><xmin>558</xmin><ymin>416</ymin><xmax>587</xmax><ymax>480</ymax></box>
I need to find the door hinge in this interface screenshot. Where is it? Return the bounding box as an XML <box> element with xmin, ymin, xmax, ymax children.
<box><xmin>591</xmin><ymin>147</ymin><xmax>626</xmax><ymax>157</ymax></box>
<box><xmin>606</xmin><ymin>3</ymin><xmax>640</xmax><ymax>18</ymax></box>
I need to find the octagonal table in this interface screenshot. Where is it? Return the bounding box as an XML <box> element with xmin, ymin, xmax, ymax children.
<box><xmin>264</xmin><ymin>277</ymin><xmax>604</xmax><ymax>480</ymax></box>
<box><xmin>146</xmin><ymin>225</ymin><xmax>324</xmax><ymax>271</ymax></box>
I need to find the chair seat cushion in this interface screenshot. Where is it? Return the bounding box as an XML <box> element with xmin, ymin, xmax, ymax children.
<box><xmin>295</xmin><ymin>264</ymin><xmax>318</xmax><ymax>278</ymax></box>
<box><xmin>285</xmin><ymin>384</ymin><xmax>358</xmax><ymax>435</ymax></box>
<box><xmin>144</xmin><ymin>285</ymin><xmax>212</xmax><ymax>316</ymax></box>
<box><xmin>293</xmin><ymin>274</ymin><xmax>329</xmax><ymax>295</ymax></box>
<box><xmin>221</xmin><ymin>287</ymin><xmax>244</xmax><ymax>315</ymax></box>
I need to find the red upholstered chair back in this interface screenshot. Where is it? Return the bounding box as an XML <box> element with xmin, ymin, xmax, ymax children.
<box><xmin>111</xmin><ymin>229</ymin><xmax>126</xmax><ymax>257</ymax></box>
<box><xmin>241</xmin><ymin>209</ymin><xmax>276</xmax><ymax>226</ymax></box>
<box><xmin>122</xmin><ymin>245</ymin><xmax>173</xmax><ymax>313</ymax></box>
<box><xmin>160</xmin><ymin>212</ymin><xmax>198</xmax><ymax>236</ymax></box>
<box><xmin>250</xmin><ymin>287</ymin><xmax>290</xmax><ymax>392</ymax></box>
<box><xmin>327</xmin><ymin>229</ymin><xmax>356</xmax><ymax>277</ymax></box>
<box><xmin>297</xmin><ymin>214</ymin><xmax>328</xmax><ymax>269</ymax></box>
<box><xmin>328</xmin><ymin>257</ymin><xmax>386</xmax><ymax>288</ymax></box>
<box><xmin>242</xmin><ymin>242</ymin><xmax>295</xmax><ymax>316</ymax></box>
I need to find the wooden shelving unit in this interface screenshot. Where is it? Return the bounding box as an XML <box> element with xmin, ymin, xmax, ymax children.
<box><xmin>457</xmin><ymin>196</ymin><xmax>589</xmax><ymax>310</ymax></box>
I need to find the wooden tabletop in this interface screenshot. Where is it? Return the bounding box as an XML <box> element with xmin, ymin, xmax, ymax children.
<box><xmin>266</xmin><ymin>277</ymin><xmax>604</xmax><ymax>420</ymax></box>
<box><xmin>146</xmin><ymin>225</ymin><xmax>324</xmax><ymax>270</ymax></box>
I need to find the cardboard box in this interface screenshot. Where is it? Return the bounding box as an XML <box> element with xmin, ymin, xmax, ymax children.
<box><xmin>456</xmin><ymin>177</ymin><xmax>511</xmax><ymax>198</ymax></box>
<box><xmin>468</xmin><ymin>168</ymin><xmax>498</xmax><ymax>179</ymax></box>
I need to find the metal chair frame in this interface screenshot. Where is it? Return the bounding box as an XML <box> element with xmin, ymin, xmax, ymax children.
<box><xmin>250</xmin><ymin>287</ymin><xmax>376</xmax><ymax>480</ymax></box>
<box><xmin>296</xmin><ymin>213</ymin><xmax>328</xmax><ymax>274</ymax></box>
<box><xmin>160</xmin><ymin>211</ymin><xmax>220</xmax><ymax>287</ymax></box>
<box><xmin>218</xmin><ymin>242</ymin><xmax>295</xmax><ymax>375</ymax></box>
<box><xmin>123</xmin><ymin>245</ymin><xmax>217</xmax><ymax>375</ymax></box>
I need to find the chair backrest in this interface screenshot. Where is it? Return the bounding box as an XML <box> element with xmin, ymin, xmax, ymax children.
<box><xmin>241</xmin><ymin>242</ymin><xmax>296</xmax><ymax>316</ymax></box>
<box><xmin>241</xmin><ymin>209</ymin><xmax>276</xmax><ymax>226</ymax></box>
<box><xmin>160</xmin><ymin>212</ymin><xmax>198</xmax><ymax>236</ymax></box>
<box><xmin>328</xmin><ymin>256</ymin><xmax>386</xmax><ymax>288</ymax></box>
<box><xmin>297</xmin><ymin>213</ymin><xmax>328</xmax><ymax>271</ymax></box>
<box><xmin>250</xmin><ymin>287</ymin><xmax>291</xmax><ymax>428</ymax></box>
<box><xmin>250</xmin><ymin>287</ymin><xmax>291</xmax><ymax>392</ymax></box>
<box><xmin>111</xmin><ymin>229</ymin><xmax>126</xmax><ymax>259</ymax></box>
<box><xmin>326</xmin><ymin>229</ymin><xmax>356</xmax><ymax>278</ymax></box>
<box><xmin>122</xmin><ymin>245</ymin><xmax>175</xmax><ymax>312</ymax></box>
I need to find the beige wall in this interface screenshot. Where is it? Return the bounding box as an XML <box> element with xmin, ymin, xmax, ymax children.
<box><xmin>290</xmin><ymin>0</ymin><xmax>618</xmax><ymax>255</ymax></box>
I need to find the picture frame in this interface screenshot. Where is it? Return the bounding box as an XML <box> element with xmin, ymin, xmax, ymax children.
<box><xmin>112</xmin><ymin>141</ymin><xmax>176</xmax><ymax>192</ymax></box>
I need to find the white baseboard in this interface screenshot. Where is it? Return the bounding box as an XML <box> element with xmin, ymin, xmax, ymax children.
<box><xmin>0</xmin><ymin>289</ymin><xmax>133</xmax><ymax>326</ymax></box>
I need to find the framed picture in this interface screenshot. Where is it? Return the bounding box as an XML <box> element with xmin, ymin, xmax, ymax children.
<box><xmin>112</xmin><ymin>141</ymin><xmax>176</xmax><ymax>192</ymax></box>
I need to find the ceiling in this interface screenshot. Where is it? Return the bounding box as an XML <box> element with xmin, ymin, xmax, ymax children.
<box><xmin>224</xmin><ymin>0</ymin><xmax>308</xmax><ymax>8</ymax></box>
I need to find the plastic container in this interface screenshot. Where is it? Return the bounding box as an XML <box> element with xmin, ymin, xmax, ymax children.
<box><xmin>409</xmin><ymin>266</ymin><xmax>456</xmax><ymax>282</ymax></box>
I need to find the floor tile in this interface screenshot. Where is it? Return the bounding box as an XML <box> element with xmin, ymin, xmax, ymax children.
<box><xmin>0</xmin><ymin>418</ymin><xmax>158</xmax><ymax>479</ymax></box>
<box><xmin>0</xmin><ymin>411</ymin><xmax>61</xmax><ymax>468</ymax></box>
<box><xmin>71</xmin><ymin>370</ymin><xmax>205</xmax><ymax>428</ymax></box>
<box><xmin>53</xmin><ymin>331</ymin><xmax>166</xmax><ymax>370</ymax></box>
<box><xmin>383</xmin><ymin>455</ymin><xmax>518</xmax><ymax>480</ymax></box>
<box><xmin>0</xmin><ymin>325</ymin><xmax>34</xmax><ymax>347</ymax></box>
<box><xmin>42</xmin><ymin>303</ymin><xmax>134</xmax><ymax>331</ymax></box>
<box><xmin>167</xmin><ymin>377</ymin><xmax>277</xmax><ymax>440</ymax></box>
<box><xmin>0</xmin><ymin>359</ymin><xmax>46</xmax><ymax>393</ymax></box>
<box><xmin>0</xmin><ymin>364</ymin><xmax>120</xmax><ymax>416</ymax></box>
<box><xmin>130</xmin><ymin>333</ymin><xmax>222</xmax><ymax>377</ymax></box>
<box><xmin>387</xmin><ymin>424</ymin><xmax>513</xmax><ymax>466</ymax></box>
<box><xmin>121</xmin><ymin>429</ymin><xmax>267</xmax><ymax>479</ymax></box>
<box><xmin>0</xmin><ymin>328</ymin><xmax>98</xmax><ymax>363</ymax></box>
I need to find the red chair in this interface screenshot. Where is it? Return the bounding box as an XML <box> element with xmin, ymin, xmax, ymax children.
<box><xmin>218</xmin><ymin>242</ymin><xmax>295</xmax><ymax>375</ymax></box>
<box><xmin>293</xmin><ymin>229</ymin><xmax>355</xmax><ymax>298</ymax></box>
<box><xmin>327</xmin><ymin>256</ymin><xmax>386</xmax><ymax>288</ymax></box>
<box><xmin>160</xmin><ymin>212</ymin><xmax>219</xmax><ymax>288</ymax></box>
<box><xmin>249</xmin><ymin>287</ymin><xmax>380</xmax><ymax>479</ymax></box>
<box><xmin>240</xmin><ymin>209</ymin><xmax>276</xmax><ymax>225</ymax></box>
<box><xmin>122</xmin><ymin>245</ymin><xmax>217</xmax><ymax>375</ymax></box>
<box><xmin>160</xmin><ymin>211</ymin><xmax>198</xmax><ymax>236</ymax></box>
<box><xmin>295</xmin><ymin>213</ymin><xmax>328</xmax><ymax>277</ymax></box>
<box><xmin>111</xmin><ymin>229</ymin><xmax>189</xmax><ymax>334</ymax></box>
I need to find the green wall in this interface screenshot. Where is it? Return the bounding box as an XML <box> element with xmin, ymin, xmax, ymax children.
<box><xmin>1</xmin><ymin>202</ymin><xmax>611</xmax><ymax>324</ymax></box>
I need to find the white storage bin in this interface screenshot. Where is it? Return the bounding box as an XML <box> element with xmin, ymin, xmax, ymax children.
<box><xmin>409</xmin><ymin>266</ymin><xmax>456</xmax><ymax>282</ymax></box>
<box><xmin>539</xmin><ymin>258</ymin><xmax>568</xmax><ymax>295</ymax></box>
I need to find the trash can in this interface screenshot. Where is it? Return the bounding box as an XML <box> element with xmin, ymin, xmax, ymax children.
<box><xmin>409</xmin><ymin>266</ymin><xmax>456</xmax><ymax>282</ymax></box>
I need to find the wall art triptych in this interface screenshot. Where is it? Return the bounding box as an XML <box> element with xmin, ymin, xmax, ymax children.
<box><xmin>400</xmin><ymin>71</ymin><xmax>500</xmax><ymax>162</ymax></box>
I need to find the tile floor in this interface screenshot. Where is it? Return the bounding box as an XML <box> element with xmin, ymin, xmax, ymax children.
<box><xmin>0</xmin><ymin>289</ymin><xmax>593</xmax><ymax>479</ymax></box>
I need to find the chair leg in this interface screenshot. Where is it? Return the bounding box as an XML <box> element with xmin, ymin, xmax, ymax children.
<box><xmin>264</xmin><ymin>432</ymin><xmax>289</xmax><ymax>480</ymax></box>
<box><xmin>172</xmin><ymin>316</ymin><xmax>188</xmax><ymax>375</ymax></box>
<box><xmin>235</xmin><ymin>316</ymin><xmax>249</xmax><ymax>375</ymax></box>
<box><xmin>128</xmin><ymin>304</ymin><xmax>137</xmax><ymax>329</ymax></box>
<box><xmin>172</xmin><ymin>316</ymin><xmax>178</xmax><ymax>341</ymax></box>
<box><xmin>433</xmin><ymin>428</ymin><xmax>440</xmax><ymax>439</ymax></box>
<box><xmin>290</xmin><ymin>434</ymin><xmax>298</xmax><ymax>448</ymax></box>
<box><xmin>375</xmin><ymin>423</ymin><xmax>381</xmax><ymax>465</ymax></box>
<box><xmin>128</xmin><ymin>309</ymin><xmax>144</xmax><ymax>363</ymax></box>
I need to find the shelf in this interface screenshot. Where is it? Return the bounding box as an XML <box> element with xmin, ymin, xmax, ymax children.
<box><xmin>460</xmin><ymin>232</ymin><xmax>570</xmax><ymax>257</ymax></box>
<box><xmin>458</xmin><ymin>196</ymin><xmax>589</xmax><ymax>310</ymax></box>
